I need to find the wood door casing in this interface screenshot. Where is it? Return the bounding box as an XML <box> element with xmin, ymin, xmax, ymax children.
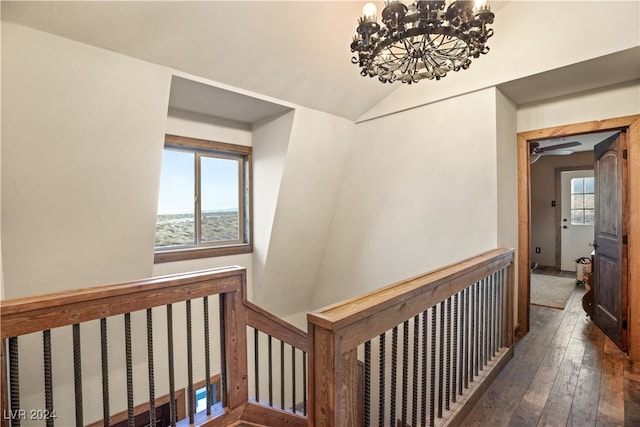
<box><xmin>593</xmin><ymin>131</ymin><xmax>628</xmax><ymax>350</ymax></box>
<box><xmin>517</xmin><ymin>114</ymin><xmax>639</xmax><ymax>363</ymax></box>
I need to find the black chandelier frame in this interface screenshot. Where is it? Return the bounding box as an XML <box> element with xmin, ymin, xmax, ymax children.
<box><xmin>351</xmin><ymin>0</ymin><xmax>495</xmax><ymax>84</ymax></box>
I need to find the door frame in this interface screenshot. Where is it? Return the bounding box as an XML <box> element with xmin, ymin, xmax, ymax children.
<box><xmin>516</xmin><ymin>114</ymin><xmax>640</xmax><ymax>361</ymax></box>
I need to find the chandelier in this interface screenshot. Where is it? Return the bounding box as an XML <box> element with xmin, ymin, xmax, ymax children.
<box><xmin>350</xmin><ymin>0</ymin><xmax>495</xmax><ymax>84</ymax></box>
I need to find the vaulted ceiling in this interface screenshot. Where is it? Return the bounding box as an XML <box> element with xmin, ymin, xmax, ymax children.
<box><xmin>3</xmin><ymin>1</ymin><xmax>639</xmax><ymax>124</ymax></box>
<box><xmin>2</xmin><ymin>1</ymin><xmax>403</xmax><ymax>121</ymax></box>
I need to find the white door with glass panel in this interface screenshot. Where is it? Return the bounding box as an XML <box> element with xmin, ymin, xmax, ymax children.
<box><xmin>561</xmin><ymin>170</ymin><xmax>595</xmax><ymax>271</ymax></box>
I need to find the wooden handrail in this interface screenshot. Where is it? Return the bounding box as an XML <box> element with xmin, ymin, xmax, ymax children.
<box><xmin>244</xmin><ymin>300</ymin><xmax>308</xmax><ymax>352</ymax></box>
<box><xmin>307</xmin><ymin>248</ymin><xmax>516</xmax><ymax>427</ymax></box>
<box><xmin>0</xmin><ymin>266</ymin><xmax>245</xmax><ymax>339</ymax></box>
<box><xmin>0</xmin><ymin>265</ymin><xmax>311</xmax><ymax>427</ymax></box>
<box><xmin>309</xmin><ymin>248</ymin><xmax>513</xmax><ymax>334</ymax></box>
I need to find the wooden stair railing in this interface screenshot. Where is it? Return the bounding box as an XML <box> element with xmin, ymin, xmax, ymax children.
<box><xmin>0</xmin><ymin>267</ymin><xmax>307</xmax><ymax>427</ymax></box>
<box><xmin>307</xmin><ymin>248</ymin><xmax>515</xmax><ymax>427</ymax></box>
<box><xmin>243</xmin><ymin>301</ymin><xmax>308</xmax><ymax>425</ymax></box>
<box><xmin>2</xmin><ymin>248</ymin><xmax>515</xmax><ymax>427</ymax></box>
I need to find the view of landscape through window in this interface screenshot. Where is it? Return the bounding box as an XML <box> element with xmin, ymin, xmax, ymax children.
<box><xmin>155</xmin><ymin>148</ymin><xmax>241</xmax><ymax>248</ymax></box>
<box><xmin>570</xmin><ymin>177</ymin><xmax>595</xmax><ymax>225</ymax></box>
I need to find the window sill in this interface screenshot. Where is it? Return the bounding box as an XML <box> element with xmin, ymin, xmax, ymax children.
<box><xmin>154</xmin><ymin>244</ymin><xmax>253</xmax><ymax>264</ymax></box>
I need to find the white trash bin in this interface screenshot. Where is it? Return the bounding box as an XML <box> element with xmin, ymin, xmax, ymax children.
<box><xmin>576</xmin><ymin>257</ymin><xmax>591</xmax><ymax>285</ymax></box>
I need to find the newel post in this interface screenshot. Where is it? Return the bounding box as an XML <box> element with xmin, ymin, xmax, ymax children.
<box><xmin>308</xmin><ymin>317</ymin><xmax>360</xmax><ymax>427</ymax></box>
<box><xmin>222</xmin><ymin>278</ymin><xmax>249</xmax><ymax>410</ymax></box>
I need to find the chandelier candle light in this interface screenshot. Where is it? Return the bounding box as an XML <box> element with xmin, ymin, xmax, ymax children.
<box><xmin>351</xmin><ymin>0</ymin><xmax>495</xmax><ymax>83</ymax></box>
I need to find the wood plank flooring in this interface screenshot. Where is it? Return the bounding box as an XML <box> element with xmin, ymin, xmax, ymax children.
<box><xmin>462</xmin><ymin>285</ymin><xmax>640</xmax><ymax>426</ymax></box>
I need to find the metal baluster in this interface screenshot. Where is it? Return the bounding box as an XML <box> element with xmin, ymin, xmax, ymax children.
<box><xmin>401</xmin><ymin>320</ymin><xmax>409</xmax><ymax>427</ymax></box>
<box><xmin>490</xmin><ymin>273</ymin><xmax>496</xmax><ymax>358</ymax></box>
<box><xmin>479</xmin><ymin>279</ymin><xmax>485</xmax><ymax>370</ymax></box>
<box><xmin>499</xmin><ymin>269</ymin><xmax>504</xmax><ymax>348</ymax></box>
<box><xmin>497</xmin><ymin>270</ymin><xmax>502</xmax><ymax>351</ymax></box>
<box><xmin>302</xmin><ymin>352</ymin><xmax>307</xmax><ymax>416</ymax></box>
<box><xmin>146</xmin><ymin>309</ymin><xmax>156</xmax><ymax>427</ymax></box>
<box><xmin>364</xmin><ymin>340</ymin><xmax>371</xmax><ymax>427</ymax></box>
<box><xmin>379</xmin><ymin>332</ymin><xmax>386</xmax><ymax>427</ymax></box>
<box><xmin>254</xmin><ymin>329</ymin><xmax>260</xmax><ymax>403</ymax></box>
<box><xmin>100</xmin><ymin>318</ymin><xmax>110</xmax><ymax>427</ymax></box>
<box><xmin>124</xmin><ymin>313</ymin><xmax>134</xmax><ymax>427</ymax></box>
<box><xmin>167</xmin><ymin>305</ymin><xmax>176</xmax><ymax>427</ymax></box>
<box><xmin>485</xmin><ymin>278</ymin><xmax>490</xmax><ymax>367</ymax></box>
<box><xmin>495</xmin><ymin>270</ymin><xmax>500</xmax><ymax>348</ymax></box>
<box><xmin>280</xmin><ymin>340</ymin><xmax>285</xmax><ymax>410</ymax></box>
<box><xmin>463</xmin><ymin>287</ymin><xmax>469</xmax><ymax>390</ymax></box>
<box><xmin>490</xmin><ymin>274</ymin><xmax>494</xmax><ymax>358</ymax></box>
<box><xmin>268</xmin><ymin>335</ymin><xmax>273</xmax><ymax>406</ymax></box>
<box><xmin>420</xmin><ymin>311</ymin><xmax>427</xmax><ymax>427</ymax></box>
<box><xmin>390</xmin><ymin>326</ymin><xmax>398</xmax><ymax>425</ymax></box>
<box><xmin>291</xmin><ymin>346</ymin><xmax>296</xmax><ymax>414</ymax></box>
<box><xmin>475</xmin><ymin>281</ymin><xmax>481</xmax><ymax>376</ymax></box>
<box><xmin>43</xmin><ymin>330</ymin><xmax>54</xmax><ymax>427</ymax></box>
<box><xmin>219</xmin><ymin>296</ymin><xmax>227</xmax><ymax>407</ymax></box>
<box><xmin>469</xmin><ymin>283</ymin><xmax>476</xmax><ymax>383</ymax></box>
<box><xmin>203</xmin><ymin>297</ymin><xmax>212</xmax><ymax>414</ymax></box>
<box><xmin>438</xmin><ymin>302</ymin><xmax>445</xmax><ymax>418</ymax></box>
<box><xmin>430</xmin><ymin>307</ymin><xmax>436</xmax><ymax>427</ymax></box>
<box><xmin>9</xmin><ymin>337</ymin><xmax>20</xmax><ymax>427</ymax></box>
<box><xmin>452</xmin><ymin>293</ymin><xmax>458</xmax><ymax>403</ymax></box>
<box><xmin>186</xmin><ymin>300</ymin><xmax>194</xmax><ymax>424</ymax></box>
<box><xmin>72</xmin><ymin>324</ymin><xmax>83</xmax><ymax>427</ymax></box>
<box><xmin>412</xmin><ymin>315</ymin><xmax>419</xmax><ymax>427</ymax></box>
<box><xmin>445</xmin><ymin>297</ymin><xmax>452</xmax><ymax>411</ymax></box>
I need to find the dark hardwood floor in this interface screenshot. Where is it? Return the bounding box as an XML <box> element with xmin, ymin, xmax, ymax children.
<box><xmin>463</xmin><ymin>286</ymin><xmax>640</xmax><ymax>426</ymax></box>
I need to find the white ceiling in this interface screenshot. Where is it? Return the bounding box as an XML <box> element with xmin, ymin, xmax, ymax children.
<box><xmin>536</xmin><ymin>130</ymin><xmax>620</xmax><ymax>155</ymax></box>
<box><xmin>168</xmin><ymin>75</ymin><xmax>293</xmax><ymax>123</ymax></box>
<box><xmin>2</xmin><ymin>1</ymin><xmax>638</xmax><ymax>123</ymax></box>
<box><xmin>497</xmin><ymin>48</ymin><xmax>640</xmax><ymax>107</ymax></box>
<box><xmin>1</xmin><ymin>1</ymin><xmax>399</xmax><ymax>122</ymax></box>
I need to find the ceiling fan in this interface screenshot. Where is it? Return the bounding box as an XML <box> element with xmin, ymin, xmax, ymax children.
<box><xmin>530</xmin><ymin>141</ymin><xmax>581</xmax><ymax>163</ymax></box>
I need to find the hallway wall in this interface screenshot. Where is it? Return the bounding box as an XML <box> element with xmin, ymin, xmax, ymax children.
<box><xmin>311</xmin><ymin>88</ymin><xmax>500</xmax><ymax>309</ymax></box>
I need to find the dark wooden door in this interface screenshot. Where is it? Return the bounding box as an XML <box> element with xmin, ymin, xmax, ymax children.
<box><xmin>593</xmin><ymin>131</ymin><xmax>628</xmax><ymax>350</ymax></box>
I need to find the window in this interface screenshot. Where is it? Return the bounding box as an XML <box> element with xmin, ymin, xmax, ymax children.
<box><xmin>570</xmin><ymin>177</ymin><xmax>595</xmax><ymax>225</ymax></box>
<box><xmin>154</xmin><ymin>134</ymin><xmax>252</xmax><ymax>263</ymax></box>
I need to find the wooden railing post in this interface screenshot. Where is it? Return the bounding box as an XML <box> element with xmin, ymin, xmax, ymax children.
<box><xmin>223</xmin><ymin>288</ymin><xmax>249</xmax><ymax>410</ymax></box>
<box><xmin>308</xmin><ymin>321</ymin><xmax>360</xmax><ymax>427</ymax></box>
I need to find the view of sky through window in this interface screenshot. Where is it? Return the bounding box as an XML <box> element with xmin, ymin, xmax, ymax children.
<box><xmin>201</xmin><ymin>156</ymin><xmax>239</xmax><ymax>213</ymax></box>
<box><xmin>157</xmin><ymin>149</ymin><xmax>239</xmax><ymax>215</ymax></box>
<box><xmin>157</xmin><ymin>149</ymin><xmax>194</xmax><ymax>215</ymax></box>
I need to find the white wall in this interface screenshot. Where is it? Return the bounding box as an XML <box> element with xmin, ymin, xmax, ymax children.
<box><xmin>165</xmin><ymin>107</ymin><xmax>252</xmax><ymax>147</ymax></box>
<box><xmin>255</xmin><ymin>107</ymin><xmax>354</xmax><ymax>318</ymax></box>
<box><xmin>251</xmin><ymin>111</ymin><xmax>295</xmax><ymax>304</ymax></box>
<box><xmin>517</xmin><ymin>81</ymin><xmax>640</xmax><ymax>132</ymax></box>
<box><xmin>360</xmin><ymin>1</ymin><xmax>640</xmax><ymax>122</ymax></box>
<box><xmin>496</xmin><ymin>90</ymin><xmax>519</xmax><ymax>323</ymax></box>
<box><xmin>310</xmin><ymin>88</ymin><xmax>499</xmax><ymax>309</ymax></box>
<box><xmin>496</xmin><ymin>90</ymin><xmax>518</xmax><ymax>251</ymax></box>
<box><xmin>2</xmin><ymin>22</ymin><xmax>171</xmax><ymax>298</ymax></box>
<box><xmin>0</xmin><ymin>16</ymin><xmax>3</xmax><ymax>299</ymax></box>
